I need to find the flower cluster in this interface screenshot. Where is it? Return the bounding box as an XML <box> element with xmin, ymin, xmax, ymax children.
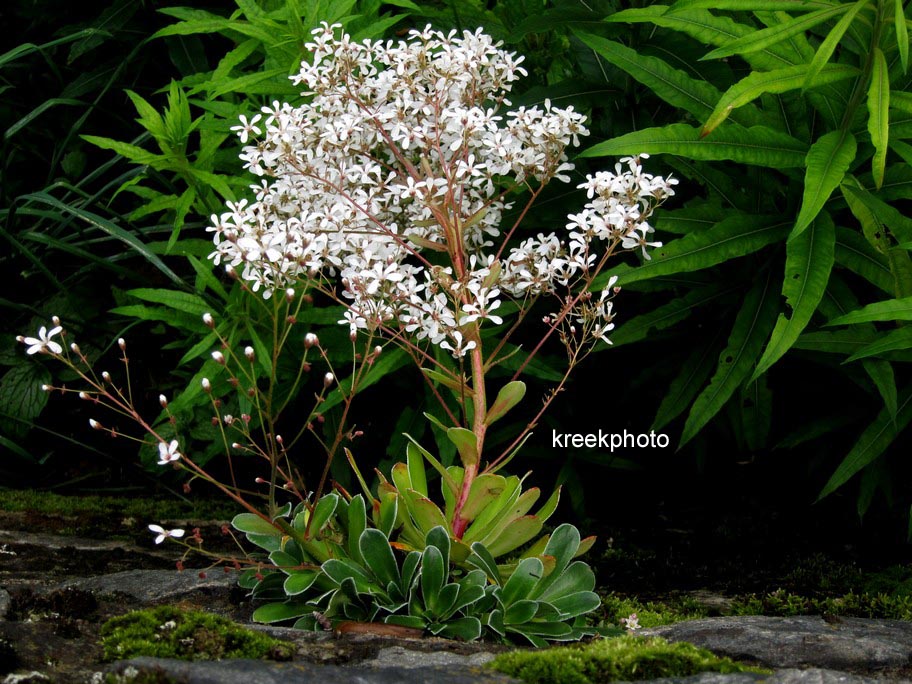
<box><xmin>208</xmin><ymin>23</ymin><xmax>676</xmax><ymax>356</ymax></box>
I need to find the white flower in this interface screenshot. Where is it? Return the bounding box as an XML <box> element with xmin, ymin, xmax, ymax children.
<box><xmin>157</xmin><ymin>440</ymin><xmax>181</xmax><ymax>465</ymax></box>
<box><xmin>621</xmin><ymin>613</ymin><xmax>641</xmax><ymax>630</ymax></box>
<box><xmin>230</xmin><ymin>114</ymin><xmax>263</xmax><ymax>143</ymax></box>
<box><xmin>148</xmin><ymin>524</ymin><xmax>185</xmax><ymax>544</ymax></box>
<box><xmin>20</xmin><ymin>325</ymin><xmax>63</xmax><ymax>355</ymax></box>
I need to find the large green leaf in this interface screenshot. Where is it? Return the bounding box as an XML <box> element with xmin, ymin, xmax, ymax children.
<box><xmin>701</xmin><ymin>4</ymin><xmax>850</xmax><ymax>61</ymax></box>
<box><xmin>680</xmin><ymin>273</ymin><xmax>779</xmax><ymax>446</ymax></box>
<box><xmin>791</xmin><ymin>131</ymin><xmax>857</xmax><ymax>238</ymax></box>
<box><xmin>580</xmin><ymin>124</ymin><xmax>807</xmax><ymax>168</ymax></box>
<box><xmin>868</xmin><ymin>47</ymin><xmax>890</xmax><ymax>189</ymax></box>
<box><xmin>833</xmin><ymin>227</ymin><xmax>894</xmax><ymax>293</ymax></box>
<box><xmin>752</xmin><ymin>212</ymin><xmax>835</xmax><ymax>380</ymax></box>
<box><xmin>846</xmin><ymin>327</ymin><xmax>912</xmax><ymax>362</ymax></box>
<box><xmin>828</xmin><ymin>295</ymin><xmax>912</xmax><ymax>325</ymax></box>
<box><xmin>803</xmin><ymin>0</ymin><xmax>872</xmax><ymax>89</ymax></box>
<box><xmin>0</xmin><ymin>364</ymin><xmax>51</xmax><ymax>440</ymax></box>
<box><xmin>817</xmin><ymin>385</ymin><xmax>912</xmax><ymax>499</ymax></box>
<box><xmin>860</xmin><ymin>359</ymin><xmax>897</xmax><ymax>419</ymax></box>
<box><xmin>702</xmin><ymin>64</ymin><xmax>858</xmax><ymax>133</ymax></box>
<box><xmin>668</xmin><ymin>0</ymin><xmax>839</xmax><ymax>10</ymax></box>
<box><xmin>596</xmin><ymin>215</ymin><xmax>790</xmax><ymax>288</ymax></box>
<box><xmin>575</xmin><ymin>32</ymin><xmax>727</xmax><ymax>122</ymax></box>
<box><xmin>896</xmin><ymin>0</ymin><xmax>909</xmax><ymax>74</ymax></box>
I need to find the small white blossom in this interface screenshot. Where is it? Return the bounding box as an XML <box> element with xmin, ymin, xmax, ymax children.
<box><xmin>148</xmin><ymin>524</ymin><xmax>185</xmax><ymax>544</ymax></box>
<box><xmin>20</xmin><ymin>324</ymin><xmax>63</xmax><ymax>355</ymax></box>
<box><xmin>157</xmin><ymin>439</ymin><xmax>181</xmax><ymax>465</ymax></box>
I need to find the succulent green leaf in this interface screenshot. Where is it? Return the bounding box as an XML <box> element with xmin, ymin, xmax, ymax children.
<box><xmin>539</xmin><ymin>561</ymin><xmax>598</xmax><ymax>602</ymax></box>
<box><xmin>421</xmin><ymin>367</ymin><xmax>466</xmax><ymax>393</ymax></box>
<box><xmin>846</xmin><ymin>327</ymin><xmax>912</xmax><ymax>362</ymax></box>
<box><xmin>468</xmin><ymin>542</ymin><xmax>502</xmax><ymax>585</ymax></box>
<box><xmin>581</xmin><ymin>124</ymin><xmax>808</xmax><ymax>168</ymax></box>
<box><xmin>401</xmin><ymin>490</ymin><xmax>449</xmax><ymax>534</ymax></box>
<box><xmin>347</xmin><ymin>495</ymin><xmax>367</xmax><ymax>565</ymax></box>
<box><xmin>447</xmin><ymin>427</ymin><xmax>479</xmax><ymax>469</ymax></box>
<box><xmin>550</xmin><ymin>592</ymin><xmax>603</xmax><ymax>619</ymax></box>
<box><xmin>404</xmin><ymin>434</ymin><xmax>458</xmax><ymax>495</ymax></box>
<box><xmin>681</xmin><ymin>273</ymin><xmax>780</xmax><ymax>446</ymax></box>
<box><xmin>378</xmin><ymin>492</ymin><xmax>399</xmax><ymax>537</ymax></box>
<box><xmin>485</xmin><ymin>516</ymin><xmax>545</xmax><ymax>558</ymax></box>
<box><xmin>359</xmin><ymin>528</ymin><xmax>400</xmax><ymax>587</ymax></box>
<box><xmin>792</xmin><ymin>131</ymin><xmax>856</xmax><ymax>239</ymax></box>
<box><xmin>323</xmin><ymin>559</ymin><xmax>375</xmax><ymax>593</ymax></box>
<box><xmin>425</xmin><ymin>526</ymin><xmax>451</xmax><ymax>567</ymax></box>
<box><xmin>703</xmin><ymin>64</ymin><xmax>858</xmax><ymax>134</ymax></box>
<box><xmin>752</xmin><ymin>212</ymin><xmax>835</xmax><ymax>380</ymax></box>
<box><xmin>462</xmin><ymin>477</ymin><xmax>522</xmax><ymax>543</ymax></box>
<box><xmin>502</xmin><ymin>557</ymin><xmax>545</xmax><ymax>606</ymax></box>
<box><xmin>231</xmin><ymin>513</ymin><xmax>281</xmax><ymax>536</ymax></box>
<box><xmin>868</xmin><ymin>47</ymin><xmax>890</xmax><ymax>189</ymax></box>
<box><xmin>804</xmin><ymin>0</ymin><xmax>872</xmax><ymax>89</ymax></box>
<box><xmin>702</xmin><ymin>5</ymin><xmax>850</xmax><ymax>61</ymax></box>
<box><xmin>534</xmin><ymin>486</ymin><xmax>562</xmax><ymax>526</ymax></box>
<box><xmin>406</xmin><ymin>443</ymin><xmax>428</xmax><ymax>497</ymax></box>
<box><xmin>283</xmin><ymin>570</ymin><xmax>319</xmax><ymax>596</ymax></box>
<box><xmin>818</xmin><ymin>385</ymin><xmax>912</xmax><ymax>499</ymax></box>
<box><xmin>484</xmin><ymin>381</ymin><xmax>526</xmax><ymax>426</ymax></box>
<box><xmin>308</xmin><ymin>493</ymin><xmax>339</xmax><ymax>535</ymax></box>
<box><xmin>421</xmin><ymin>545</ymin><xmax>445</xmax><ymax>611</ymax></box>
<box><xmin>252</xmin><ymin>602</ymin><xmax>313</xmax><ymax>624</ymax></box>
<box><xmin>459</xmin><ymin>474</ymin><xmax>508</xmax><ymax>523</ymax></box>
<box><xmin>390</xmin><ymin>462</ymin><xmax>412</xmax><ymax>495</ymax></box>
<box><xmin>504</xmin><ymin>600</ymin><xmax>539</xmax><ymax>625</ymax></box>
<box><xmin>433</xmin><ymin>617</ymin><xmax>482</xmax><ymax>641</ymax></box>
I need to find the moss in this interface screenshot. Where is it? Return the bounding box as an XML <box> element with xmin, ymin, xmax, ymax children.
<box><xmin>0</xmin><ymin>489</ymin><xmax>236</xmax><ymax>522</ymax></box>
<box><xmin>100</xmin><ymin>606</ymin><xmax>295</xmax><ymax>662</ymax></box>
<box><xmin>600</xmin><ymin>593</ymin><xmax>708</xmax><ymax>629</ymax></box>
<box><xmin>489</xmin><ymin>635</ymin><xmax>767</xmax><ymax>684</ymax></box>
<box><xmin>728</xmin><ymin>588</ymin><xmax>912</xmax><ymax>620</ymax></box>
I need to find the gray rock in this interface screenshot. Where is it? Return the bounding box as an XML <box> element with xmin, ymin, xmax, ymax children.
<box><xmin>643</xmin><ymin>616</ymin><xmax>912</xmax><ymax>670</ymax></box>
<box><xmin>108</xmin><ymin>657</ymin><xmax>520</xmax><ymax>684</ymax></box>
<box><xmin>617</xmin><ymin>669</ymin><xmax>895</xmax><ymax>684</ymax></box>
<box><xmin>59</xmin><ymin>569</ymin><xmax>237</xmax><ymax>603</ymax></box>
<box><xmin>0</xmin><ymin>590</ymin><xmax>9</xmax><ymax>620</ymax></box>
<box><xmin>363</xmin><ymin>645</ymin><xmax>497</xmax><ymax>669</ymax></box>
<box><xmin>1</xmin><ymin>673</ymin><xmax>50</xmax><ymax>684</ymax></box>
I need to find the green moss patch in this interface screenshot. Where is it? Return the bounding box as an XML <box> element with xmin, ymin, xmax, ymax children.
<box><xmin>489</xmin><ymin>635</ymin><xmax>766</xmax><ymax>684</ymax></box>
<box><xmin>600</xmin><ymin>593</ymin><xmax>708</xmax><ymax>629</ymax></box>
<box><xmin>100</xmin><ymin>606</ymin><xmax>294</xmax><ymax>662</ymax></box>
<box><xmin>729</xmin><ymin>589</ymin><xmax>912</xmax><ymax>620</ymax></box>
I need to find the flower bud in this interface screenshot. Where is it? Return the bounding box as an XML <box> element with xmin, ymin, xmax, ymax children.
<box><xmin>211</xmin><ymin>351</ymin><xmax>225</xmax><ymax>364</ymax></box>
<box><xmin>102</xmin><ymin>371</ymin><xmax>111</xmax><ymax>382</ymax></box>
<box><xmin>41</xmin><ymin>385</ymin><xmax>51</xmax><ymax>392</ymax></box>
<box><xmin>304</xmin><ymin>332</ymin><xmax>319</xmax><ymax>348</ymax></box>
<box><xmin>159</xmin><ymin>394</ymin><xmax>168</xmax><ymax>408</ymax></box>
<box><xmin>79</xmin><ymin>391</ymin><xmax>89</xmax><ymax>400</ymax></box>
<box><xmin>201</xmin><ymin>378</ymin><xmax>212</xmax><ymax>392</ymax></box>
<box><xmin>118</xmin><ymin>338</ymin><xmax>126</xmax><ymax>350</ymax></box>
<box><xmin>203</xmin><ymin>312</ymin><xmax>214</xmax><ymax>328</ymax></box>
<box><xmin>244</xmin><ymin>346</ymin><xmax>255</xmax><ymax>361</ymax></box>
<box><xmin>52</xmin><ymin>316</ymin><xmax>61</xmax><ymax>326</ymax></box>
<box><xmin>89</xmin><ymin>419</ymin><xmax>101</xmax><ymax>429</ymax></box>
<box><xmin>374</xmin><ymin>345</ymin><xmax>382</xmax><ymax>356</ymax></box>
<box><xmin>323</xmin><ymin>372</ymin><xmax>334</xmax><ymax>388</ymax></box>
<box><xmin>285</xmin><ymin>288</ymin><xmax>295</xmax><ymax>302</ymax></box>
<box><xmin>70</xmin><ymin>343</ymin><xmax>80</xmax><ymax>353</ymax></box>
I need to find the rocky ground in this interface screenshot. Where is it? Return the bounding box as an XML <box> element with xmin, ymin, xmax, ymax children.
<box><xmin>3</xmin><ymin>507</ymin><xmax>912</xmax><ymax>684</ymax></box>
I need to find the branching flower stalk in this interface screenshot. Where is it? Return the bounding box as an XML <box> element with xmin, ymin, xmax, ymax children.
<box><xmin>206</xmin><ymin>23</ymin><xmax>677</xmax><ymax>539</ymax></box>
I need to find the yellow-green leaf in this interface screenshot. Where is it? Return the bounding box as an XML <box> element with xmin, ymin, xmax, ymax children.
<box><xmin>702</xmin><ymin>4</ymin><xmax>850</xmax><ymax>60</ymax></box>
<box><xmin>804</xmin><ymin>0</ymin><xmax>872</xmax><ymax>89</ymax></box>
<box><xmin>703</xmin><ymin>64</ymin><xmax>858</xmax><ymax>134</ymax></box>
<box><xmin>868</xmin><ymin>47</ymin><xmax>890</xmax><ymax>189</ymax></box>
<box><xmin>897</xmin><ymin>0</ymin><xmax>909</xmax><ymax>74</ymax></box>
<box><xmin>791</xmin><ymin>130</ymin><xmax>857</xmax><ymax>239</ymax></box>
<box><xmin>752</xmin><ymin>212</ymin><xmax>835</xmax><ymax>380</ymax></box>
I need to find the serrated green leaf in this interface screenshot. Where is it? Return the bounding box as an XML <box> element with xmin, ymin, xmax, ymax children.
<box><xmin>791</xmin><ymin>131</ymin><xmax>856</xmax><ymax>238</ymax></box>
<box><xmin>753</xmin><ymin>212</ymin><xmax>835</xmax><ymax>380</ymax></box>
<box><xmin>609</xmin><ymin>284</ymin><xmax>732</xmax><ymax>347</ymax></box>
<box><xmin>125</xmin><ymin>288</ymin><xmax>209</xmax><ymax>317</ymax></box>
<box><xmin>681</xmin><ymin>273</ymin><xmax>779</xmax><ymax>446</ymax></box>
<box><xmin>818</xmin><ymin>385</ymin><xmax>912</xmax><ymax>499</ymax></box>
<box><xmin>80</xmin><ymin>135</ymin><xmax>161</xmax><ymax>165</ymax></box>
<box><xmin>897</xmin><ymin>0</ymin><xmax>910</xmax><ymax>73</ymax></box>
<box><xmin>702</xmin><ymin>5</ymin><xmax>850</xmax><ymax>61</ymax></box>
<box><xmin>703</xmin><ymin>64</ymin><xmax>858</xmax><ymax>133</ymax></box>
<box><xmin>868</xmin><ymin>47</ymin><xmax>890</xmax><ymax>189</ymax></box>
<box><xmin>861</xmin><ymin>359</ymin><xmax>897</xmax><ymax>418</ymax></box>
<box><xmin>846</xmin><ymin>327</ymin><xmax>912</xmax><ymax>362</ymax></box>
<box><xmin>596</xmin><ymin>215</ymin><xmax>790</xmax><ymax>289</ymax></box>
<box><xmin>804</xmin><ymin>0</ymin><xmax>872</xmax><ymax>89</ymax></box>
<box><xmin>581</xmin><ymin>124</ymin><xmax>808</xmax><ymax>168</ymax></box>
<box><xmin>0</xmin><ymin>364</ymin><xmax>51</xmax><ymax>439</ymax></box>
<box><xmin>653</xmin><ymin>332</ymin><xmax>725</xmax><ymax>430</ymax></box>
<box><xmin>828</xmin><ymin>295</ymin><xmax>912</xmax><ymax>325</ymax></box>
<box><xmin>834</xmin><ymin>226</ymin><xmax>894</xmax><ymax>293</ymax></box>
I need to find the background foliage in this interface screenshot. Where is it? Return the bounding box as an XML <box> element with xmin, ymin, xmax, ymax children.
<box><xmin>4</xmin><ymin>0</ymin><xmax>912</xmax><ymax>542</ymax></box>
